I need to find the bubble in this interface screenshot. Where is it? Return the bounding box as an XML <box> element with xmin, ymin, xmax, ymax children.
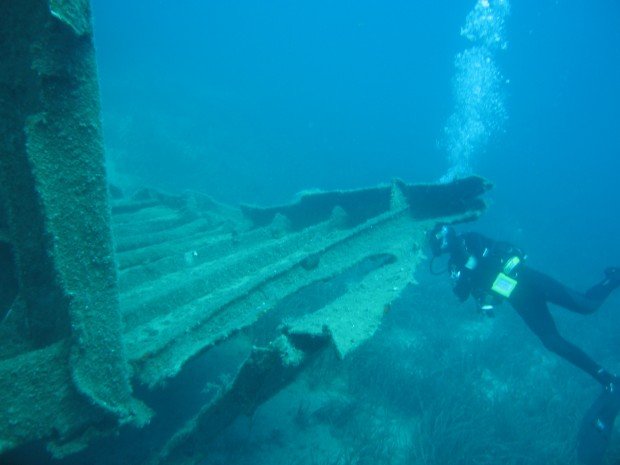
<box><xmin>460</xmin><ymin>0</ymin><xmax>511</xmax><ymax>49</ymax></box>
<box><xmin>441</xmin><ymin>0</ymin><xmax>510</xmax><ymax>182</ymax></box>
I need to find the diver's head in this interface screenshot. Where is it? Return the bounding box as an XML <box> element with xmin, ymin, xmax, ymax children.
<box><xmin>427</xmin><ymin>223</ymin><xmax>456</xmax><ymax>257</ymax></box>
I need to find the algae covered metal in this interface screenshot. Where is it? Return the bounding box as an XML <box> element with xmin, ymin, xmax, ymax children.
<box><xmin>0</xmin><ymin>0</ymin><xmax>142</xmax><ymax>456</ymax></box>
<box><xmin>0</xmin><ymin>0</ymin><xmax>492</xmax><ymax>461</ymax></box>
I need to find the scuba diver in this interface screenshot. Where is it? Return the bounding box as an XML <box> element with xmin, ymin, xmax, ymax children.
<box><xmin>427</xmin><ymin>224</ymin><xmax>620</xmax><ymax>461</ymax></box>
<box><xmin>427</xmin><ymin>223</ymin><xmax>620</xmax><ymax>391</ymax></box>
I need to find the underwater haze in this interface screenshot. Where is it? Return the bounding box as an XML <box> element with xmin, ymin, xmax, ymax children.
<box><xmin>92</xmin><ymin>0</ymin><xmax>620</xmax><ymax>274</ymax></box>
<box><xmin>91</xmin><ymin>0</ymin><xmax>619</xmax><ymax>462</ymax></box>
<box><xmin>9</xmin><ymin>1</ymin><xmax>617</xmax><ymax>464</ymax></box>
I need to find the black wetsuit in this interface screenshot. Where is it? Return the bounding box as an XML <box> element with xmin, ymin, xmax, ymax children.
<box><xmin>449</xmin><ymin>232</ymin><xmax>617</xmax><ymax>386</ymax></box>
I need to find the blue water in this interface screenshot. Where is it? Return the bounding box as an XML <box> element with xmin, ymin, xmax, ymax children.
<box><xmin>92</xmin><ymin>0</ymin><xmax>620</xmax><ymax>272</ymax></box>
<box><xmin>81</xmin><ymin>1</ymin><xmax>620</xmax><ymax>463</ymax></box>
<box><xmin>93</xmin><ymin>1</ymin><xmax>459</xmax><ymax>203</ymax></box>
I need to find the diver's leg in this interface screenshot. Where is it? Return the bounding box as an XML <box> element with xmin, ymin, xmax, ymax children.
<box><xmin>511</xmin><ymin>297</ymin><xmax>613</xmax><ymax>386</ymax></box>
<box><xmin>523</xmin><ymin>268</ymin><xmax>611</xmax><ymax>315</ymax></box>
<box><xmin>584</xmin><ymin>267</ymin><xmax>620</xmax><ymax>301</ymax></box>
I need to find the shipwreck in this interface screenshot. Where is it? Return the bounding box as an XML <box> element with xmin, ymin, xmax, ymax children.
<box><xmin>0</xmin><ymin>1</ymin><xmax>491</xmax><ymax>464</ymax></box>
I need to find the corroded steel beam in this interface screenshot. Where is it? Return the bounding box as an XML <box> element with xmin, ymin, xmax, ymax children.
<box><xmin>0</xmin><ymin>0</ymin><xmax>142</xmax><ymax>456</ymax></box>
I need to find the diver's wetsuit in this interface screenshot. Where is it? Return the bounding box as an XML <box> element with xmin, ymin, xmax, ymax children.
<box><xmin>448</xmin><ymin>232</ymin><xmax>619</xmax><ymax>386</ymax></box>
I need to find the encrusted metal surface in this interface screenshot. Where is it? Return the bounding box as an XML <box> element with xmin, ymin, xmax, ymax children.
<box><xmin>0</xmin><ymin>173</ymin><xmax>490</xmax><ymax>458</ymax></box>
<box><xmin>0</xmin><ymin>0</ymin><xmax>493</xmax><ymax>459</ymax></box>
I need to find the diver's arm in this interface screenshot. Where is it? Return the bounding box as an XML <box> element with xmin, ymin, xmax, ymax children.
<box><xmin>448</xmin><ymin>232</ymin><xmax>491</xmax><ymax>303</ymax></box>
<box><xmin>450</xmin><ymin>262</ymin><xmax>472</xmax><ymax>302</ymax></box>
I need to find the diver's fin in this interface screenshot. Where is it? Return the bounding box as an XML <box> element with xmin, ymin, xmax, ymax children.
<box><xmin>577</xmin><ymin>389</ymin><xmax>620</xmax><ymax>465</ymax></box>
